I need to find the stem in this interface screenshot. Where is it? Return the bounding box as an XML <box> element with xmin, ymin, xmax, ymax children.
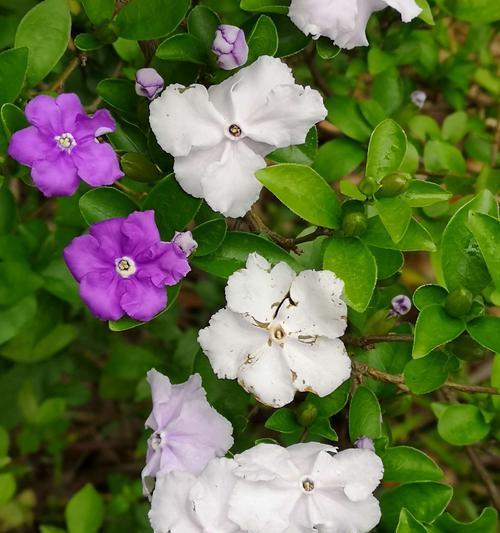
<box><xmin>115</xmin><ymin>181</ymin><xmax>146</xmax><ymax>199</ymax></box>
<box><xmin>50</xmin><ymin>56</ymin><xmax>82</xmax><ymax>93</ymax></box>
<box><xmin>465</xmin><ymin>447</ymin><xmax>500</xmax><ymax>511</ymax></box>
<box><xmin>305</xmin><ymin>47</ymin><xmax>332</xmax><ymax>97</ymax></box>
<box><xmin>343</xmin><ymin>334</ymin><xmax>414</xmax><ymax>347</ymax></box>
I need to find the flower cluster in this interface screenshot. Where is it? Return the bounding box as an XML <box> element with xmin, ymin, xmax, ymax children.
<box><xmin>198</xmin><ymin>253</ymin><xmax>351</xmax><ymax>407</ymax></box>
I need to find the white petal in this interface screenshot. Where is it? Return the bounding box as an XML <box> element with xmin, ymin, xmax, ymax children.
<box><xmin>198</xmin><ymin>308</ymin><xmax>268</xmax><ymax>379</ymax></box>
<box><xmin>226</xmin><ymin>253</ymin><xmax>296</xmax><ymax>324</ymax></box>
<box><xmin>282</xmin><ymin>337</ymin><xmax>351</xmax><ymax>397</ymax></box>
<box><xmin>287</xmin><ymin>442</ymin><xmax>338</xmax><ymax>474</ymax></box>
<box><xmin>334</xmin><ymin>0</ymin><xmax>385</xmax><ymax>49</ymax></box>
<box><xmin>281</xmin><ymin>270</ymin><xmax>348</xmax><ymax>340</ymax></box>
<box><xmin>149</xmin><ymin>472</ymin><xmax>200</xmax><ymax>533</ymax></box>
<box><xmin>238</xmin><ymin>342</ymin><xmax>296</xmax><ymax>408</ymax></box>
<box><xmin>190</xmin><ymin>458</ymin><xmax>241</xmax><ymax>533</ymax></box>
<box><xmin>383</xmin><ymin>0</ymin><xmax>422</xmax><ymax>21</ymax></box>
<box><xmin>150</xmin><ymin>84</ymin><xmax>225</xmax><ymax>157</ymax></box>
<box><xmin>200</xmin><ymin>140</ymin><xmax>265</xmax><ymax>218</ymax></box>
<box><xmin>233</xmin><ymin>443</ymin><xmax>299</xmax><ymax>482</ymax></box>
<box><xmin>244</xmin><ymin>84</ymin><xmax>327</xmax><ymax>149</ymax></box>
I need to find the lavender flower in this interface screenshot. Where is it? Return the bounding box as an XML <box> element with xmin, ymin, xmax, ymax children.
<box><xmin>135</xmin><ymin>68</ymin><xmax>164</xmax><ymax>99</ymax></box>
<box><xmin>172</xmin><ymin>230</ymin><xmax>198</xmax><ymax>257</ymax></box>
<box><xmin>212</xmin><ymin>25</ymin><xmax>249</xmax><ymax>70</ymax></box>
<box><xmin>8</xmin><ymin>93</ymin><xmax>123</xmax><ymax>197</ymax></box>
<box><xmin>390</xmin><ymin>294</ymin><xmax>412</xmax><ymax>317</ymax></box>
<box><xmin>63</xmin><ymin>211</ymin><xmax>190</xmax><ymax>322</ymax></box>
<box><xmin>411</xmin><ymin>90</ymin><xmax>427</xmax><ymax>109</ymax></box>
<box><xmin>142</xmin><ymin>369</ymin><xmax>234</xmax><ymax>497</ymax></box>
<box><xmin>354</xmin><ymin>436</ymin><xmax>375</xmax><ymax>451</ymax></box>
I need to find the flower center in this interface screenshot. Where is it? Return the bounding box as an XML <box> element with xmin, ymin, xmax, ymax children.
<box><xmin>115</xmin><ymin>256</ymin><xmax>137</xmax><ymax>278</ymax></box>
<box><xmin>54</xmin><ymin>132</ymin><xmax>77</xmax><ymax>153</ymax></box>
<box><xmin>269</xmin><ymin>324</ymin><xmax>286</xmax><ymax>343</ymax></box>
<box><xmin>302</xmin><ymin>478</ymin><xmax>315</xmax><ymax>493</ymax></box>
<box><xmin>151</xmin><ymin>431</ymin><xmax>167</xmax><ymax>450</ymax></box>
<box><xmin>228</xmin><ymin>123</ymin><xmax>242</xmax><ymax>138</ymax></box>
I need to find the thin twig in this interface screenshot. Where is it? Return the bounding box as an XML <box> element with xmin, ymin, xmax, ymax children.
<box><xmin>50</xmin><ymin>56</ymin><xmax>83</xmax><ymax>93</ymax></box>
<box><xmin>465</xmin><ymin>447</ymin><xmax>500</xmax><ymax>510</ymax></box>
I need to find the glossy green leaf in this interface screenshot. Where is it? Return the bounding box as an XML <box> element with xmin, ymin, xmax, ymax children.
<box><xmin>396</xmin><ymin>509</ymin><xmax>427</xmax><ymax>533</ymax></box>
<box><xmin>96</xmin><ymin>79</ymin><xmax>140</xmax><ymax>114</ymax></box>
<box><xmin>65</xmin><ymin>483</ymin><xmax>104</xmax><ymax>533</ymax></box>
<box><xmin>316</xmin><ymin>37</ymin><xmax>340</xmax><ymax>60</ymax></box>
<box><xmin>369</xmin><ymin>247</ymin><xmax>403</xmax><ymax>279</ymax></box>
<box><xmin>424</xmin><ymin>140</ymin><xmax>466</xmax><ymax>176</ymax></box>
<box><xmin>187</xmin><ymin>5</ymin><xmax>220</xmax><ymax>49</ymax></box>
<box><xmin>81</xmin><ymin>0</ymin><xmax>114</xmax><ymax>25</ymax></box>
<box><xmin>325</xmin><ymin>96</ymin><xmax>372</xmax><ymax>142</ymax></box>
<box><xmin>0</xmin><ymin>296</ymin><xmax>37</xmax><ymax>345</ymax></box>
<box><xmin>375</xmin><ymin>197</ymin><xmax>412</xmax><ymax>243</ymax></box>
<box><xmin>435</xmin><ymin>507</ymin><xmax>498</xmax><ymax>533</ymax></box>
<box><xmin>366</xmin><ymin>119</ymin><xmax>407</xmax><ymax>181</ymax></box>
<box><xmin>313</xmin><ymin>138</ymin><xmax>365</xmax><ymax>182</ymax></box>
<box><xmin>240</xmin><ymin>0</ymin><xmax>290</xmax><ymax>14</ymax></box>
<box><xmin>192</xmin><ymin>219</ymin><xmax>227</xmax><ymax>257</ymax></box>
<box><xmin>74</xmin><ymin>33</ymin><xmax>103</xmax><ymax>52</ymax></box>
<box><xmin>442</xmin><ymin>111</ymin><xmax>468</xmax><ymax>144</ymax></box>
<box><xmin>307</xmin><ymin>380</ymin><xmax>350</xmax><ymax>417</ymax></box>
<box><xmin>265</xmin><ymin>408</ymin><xmax>301</xmax><ymax>433</ymax></box>
<box><xmin>348</xmin><ymin>385</ymin><xmax>382</xmax><ymax>441</ymax></box>
<box><xmin>1</xmin><ymin>103</ymin><xmax>29</xmax><ymax>136</ymax></box>
<box><xmin>269</xmin><ymin>127</ymin><xmax>318</xmax><ymax>166</ymax></box>
<box><xmin>257</xmin><ymin>164</ymin><xmax>341</xmax><ymax>228</ymax></box>
<box><xmin>383</xmin><ymin>446</ymin><xmax>443</xmax><ymax>483</ymax></box>
<box><xmin>79</xmin><ymin>188</ymin><xmax>139</xmax><ymax>225</ymax></box>
<box><xmin>309</xmin><ymin>417</ymin><xmax>338</xmax><ymax>441</ymax></box>
<box><xmin>156</xmin><ymin>34</ymin><xmax>207</xmax><ymax>64</ymax></box>
<box><xmin>466</xmin><ymin>316</ymin><xmax>500</xmax><ymax>353</ymax></box>
<box><xmin>323</xmin><ymin>237</ymin><xmax>377</xmax><ymax>312</ymax></box>
<box><xmin>451</xmin><ymin>0</ymin><xmax>500</xmax><ymax>23</ymax></box>
<box><xmin>402</xmin><ymin>180</ymin><xmax>452</xmax><ymax>207</ymax></box>
<box><xmin>404</xmin><ymin>351</ymin><xmax>450</xmax><ymax>394</ymax></box>
<box><xmin>468</xmin><ymin>211</ymin><xmax>500</xmax><ymax>290</ymax></box>
<box><xmin>0</xmin><ymin>48</ymin><xmax>28</xmax><ymax>107</ymax></box>
<box><xmin>437</xmin><ymin>404</ymin><xmax>490</xmax><ymax>446</ymax></box>
<box><xmin>247</xmin><ymin>15</ymin><xmax>279</xmax><ymax>63</ymax></box>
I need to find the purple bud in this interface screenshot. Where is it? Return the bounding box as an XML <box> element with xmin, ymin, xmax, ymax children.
<box><xmin>411</xmin><ymin>90</ymin><xmax>426</xmax><ymax>109</ymax></box>
<box><xmin>354</xmin><ymin>436</ymin><xmax>375</xmax><ymax>451</ymax></box>
<box><xmin>390</xmin><ymin>294</ymin><xmax>412</xmax><ymax>317</ymax></box>
<box><xmin>135</xmin><ymin>68</ymin><xmax>164</xmax><ymax>100</ymax></box>
<box><xmin>172</xmin><ymin>231</ymin><xmax>198</xmax><ymax>257</ymax></box>
<box><xmin>212</xmin><ymin>25</ymin><xmax>249</xmax><ymax>70</ymax></box>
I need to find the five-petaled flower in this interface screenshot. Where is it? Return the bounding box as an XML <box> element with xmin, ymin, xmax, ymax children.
<box><xmin>229</xmin><ymin>443</ymin><xmax>384</xmax><ymax>533</ymax></box>
<box><xmin>149</xmin><ymin>55</ymin><xmax>327</xmax><ymax>218</ymax></box>
<box><xmin>8</xmin><ymin>93</ymin><xmax>123</xmax><ymax>197</ymax></box>
<box><xmin>198</xmin><ymin>253</ymin><xmax>351</xmax><ymax>408</ymax></box>
<box><xmin>288</xmin><ymin>0</ymin><xmax>421</xmax><ymax>49</ymax></box>
<box><xmin>63</xmin><ymin>211</ymin><xmax>191</xmax><ymax>322</ymax></box>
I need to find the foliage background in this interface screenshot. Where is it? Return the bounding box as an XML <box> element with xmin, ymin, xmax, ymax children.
<box><xmin>0</xmin><ymin>0</ymin><xmax>499</xmax><ymax>531</ymax></box>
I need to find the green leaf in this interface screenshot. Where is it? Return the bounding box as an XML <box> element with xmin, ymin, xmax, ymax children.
<box><xmin>413</xmin><ymin>304</ymin><xmax>465</xmax><ymax>358</ymax></box>
<box><xmin>0</xmin><ymin>48</ymin><xmax>28</xmax><ymax>107</ymax></box>
<box><xmin>369</xmin><ymin>247</ymin><xmax>403</xmax><ymax>279</ymax></box>
<box><xmin>313</xmin><ymin>138</ymin><xmax>365</xmax><ymax>182</ymax></box>
<box><xmin>404</xmin><ymin>351</ymin><xmax>450</xmax><ymax>394</ymax></box>
<box><xmin>396</xmin><ymin>509</ymin><xmax>428</xmax><ymax>533</ymax></box>
<box><xmin>1</xmin><ymin>103</ymin><xmax>29</xmax><ymax>136</ymax></box>
<box><xmin>309</xmin><ymin>417</ymin><xmax>338</xmax><ymax>441</ymax></box>
<box><xmin>81</xmin><ymin>0</ymin><xmax>114</xmax><ymax>25</ymax></box>
<box><xmin>65</xmin><ymin>483</ymin><xmax>104</xmax><ymax>533</ymax></box>
<box><xmin>402</xmin><ymin>180</ymin><xmax>452</xmax><ymax>207</ymax></box>
<box><xmin>366</xmin><ymin>119</ymin><xmax>407</xmax><ymax>181</ymax></box>
<box><xmin>468</xmin><ymin>211</ymin><xmax>500</xmax><ymax>291</ymax></box>
<box><xmin>240</xmin><ymin>0</ymin><xmax>290</xmax><ymax>14</ymax></box>
<box><xmin>375</xmin><ymin>197</ymin><xmax>412</xmax><ymax>243</ymax></box>
<box><xmin>265</xmin><ymin>408</ymin><xmax>301</xmax><ymax>433</ymax></box>
<box><xmin>424</xmin><ymin>140</ymin><xmax>466</xmax><ymax>176</ymax></box>
<box><xmin>441</xmin><ymin>190</ymin><xmax>498</xmax><ymax>294</ymax></box>
<box><xmin>442</xmin><ymin>111</ymin><xmax>468</xmax><ymax>144</ymax></box>
<box><xmin>156</xmin><ymin>34</ymin><xmax>207</xmax><ymax>64</ymax></box>
<box><xmin>274</xmin><ymin>15</ymin><xmax>310</xmax><ymax>58</ymax></box>
<box><xmin>451</xmin><ymin>0</ymin><xmax>500</xmax><ymax>23</ymax></box>
<box><xmin>0</xmin><ymin>296</ymin><xmax>37</xmax><ymax>345</ymax></box>
<box><xmin>257</xmin><ymin>164</ymin><xmax>341</xmax><ymax>229</ymax></box>
<box><xmin>416</xmin><ymin>0</ymin><xmax>435</xmax><ymax>24</ymax></box>
<box><xmin>192</xmin><ymin>219</ymin><xmax>227</xmax><ymax>257</ymax></box>
<box><xmin>74</xmin><ymin>33</ymin><xmax>103</xmax><ymax>52</ymax></box>
<box><xmin>339</xmin><ymin>180</ymin><xmax>366</xmax><ymax>201</ymax></box>
<box><xmin>15</xmin><ymin>0</ymin><xmax>71</xmax><ymax>86</ymax></box>
<box><xmin>367</xmin><ymin>46</ymin><xmax>395</xmax><ymax>75</ymax></box>
<box><xmin>307</xmin><ymin>380</ymin><xmax>350</xmax><ymax>417</ymax></box>
<box><xmin>79</xmin><ymin>188</ymin><xmax>139</xmax><ymax>225</ymax></box>
<box><xmin>325</xmin><ymin>96</ymin><xmax>372</xmax><ymax>142</ymax></box>
<box><xmin>192</xmin><ymin>232</ymin><xmax>301</xmax><ymax>279</ymax></box>
<box><xmin>116</xmin><ymin>0</ymin><xmax>190</xmax><ymax>40</ymax></box>
<box><xmin>435</xmin><ymin>507</ymin><xmax>498</xmax><ymax>533</ymax></box>
<box><xmin>143</xmin><ymin>175</ymin><xmax>202</xmax><ymax>240</ymax></box>
<box><xmin>247</xmin><ymin>15</ymin><xmax>279</xmax><ymax>63</ymax></box>
<box><xmin>0</xmin><ymin>426</ymin><xmax>9</xmax><ymax>457</ymax></box>
<box><xmin>383</xmin><ymin>446</ymin><xmax>443</xmax><ymax>483</ymax></box>
<box><xmin>380</xmin><ymin>482</ymin><xmax>453</xmax><ymax>531</ymax></box>
<box><xmin>269</xmin><ymin>127</ymin><xmax>318</xmax><ymax>166</ymax></box>
<box><xmin>323</xmin><ymin>237</ymin><xmax>377</xmax><ymax>312</ymax></box>
<box><xmin>372</xmin><ymin>67</ymin><xmax>403</xmax><ymax>116</ymax></box>
<box><xmin>348</xmin><ymin>385</ymin><xmax>382</xmax><ymax>441</ymax></box>
<box><xmin>96</xmin><ymin>79</ymin><xmax>140</xmax><ymax>114</ymax></box>
<box><xmin>359</xmin><ymin>99</ymin><xmax>387</xmax><ymax>128</ymax></box>
<box><xmin>187</xmin><ymin>5</ymin><xmax>220</xmax><ymax>49</ymax></box>
<box><xmin>437</xmin><ymin>404</ymin><xmax>490</xmax><ymax>446</ymax></box>
<box><xmin>316</xmin><ymin>37</ymin><xmax>340</xmax><ymax>60</ymax></box>
<box><xmin>466</xmin><ymin>316</ymin><xmax>500</xmax><ymax>353</ymax></box>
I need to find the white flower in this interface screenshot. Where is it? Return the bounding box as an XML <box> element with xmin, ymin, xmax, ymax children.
<box><xmin>228</xmin><ymin>443</ymin><xmax>384</xmax><ymax>533</ymax></box>
<box><xmin>149</xmin><ymin>458</ymin><xmax>242</xmax><ymax>533</ymax></box>
<box><xmin>149</xmin><ymin>56</ymin><xmax>327</xmax><ymax>218</ymax></box>
<box><xmin>198</xmin><ymin>253</ymin><xmax>350</xmax><ymax>408</ymax></box>
<box><xmin>288</xmin><ymin>0</ymin><xmax>422</xmax><ymax>49</ymax></box>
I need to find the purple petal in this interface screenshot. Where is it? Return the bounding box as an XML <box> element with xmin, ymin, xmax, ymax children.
<box><xmin>71</xmin><ymin>139</ymin><xmax>123</xmax><ymax>186</ymax></box>
<box><xmin>56</xmin><ymin>93</ymin><xmax>85</xmax><ymax>132</ymax></box>
<box><xmin>31</xmin><ymin>153</ymin><xmax>80</xmax><ymax>197</ymax></box>
<box><xmin>8</xmin><ymin>126</ymin><xmax>58</xmax><ymax>167</ymax></box>
<box><xmin>75</xmin><ymin>108</ymin><xmax>116</xmax><ymax>141</ymax></box>
<box><xmin>120</xmin><ymin>277</ymin><xmax>167</xmax><ymax>322</ymax></box>
<box><xmin>89</xmin><ymin>218</ymin><xmax>125</xmax><ymax>260</ymax></box>
<box><xmin>120</xmin><ymin>211</ymin><xmax>160</xmax><ymax>256</ymax></box>
<box><xmin>63</xmin><ymin>234</ymin><xmax>110</xmax><ymax>281</ymax></box>
<box><xmin>135</xmin><ymin>68</ymin><xmax>164</xmax><ymax>99</ymax></box>
<box><xmin>79</xmin><ymin>270</ymin><xmax>125</xmax><ymax>321</ymax></box>
<box><xmin>25</xmin><ymin>95</ymin><xmax>62</xmax><ymax>134</ymax></box>
<box><xmin>138</xmin><ymin>242</ymin><xmax>190</xmax><ymax>287</ymax></box>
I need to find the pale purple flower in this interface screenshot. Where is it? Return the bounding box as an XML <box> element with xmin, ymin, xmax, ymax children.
<box><xmin>411</xmin><ymin>90</ymin><xmax>427</xmax><ymax>109</ymax></box>
<box><xmin>142</xmin><ymin>369</ymin><xmax>234</xmax><ymax>497</ymax></box>
<box><xmin>135</xmin><ymin>68</ymin><xmax>164</xmax><ymax>99</ymax></box>
<box><xmin>172</xmin><ymin>230</ymin><xmax>198</xmax><ymax>257</ymax></box>
<box><xmin>390</xmin><ymin>294</ymin><xmax>412</xmax><ymax>317</ymax></box>
<box><xmin>354</xmin><ymin>436</ymin><xmax>375</xmax><ymax>451</ymax></box>
<box><xmin>8</xmin><ymin>93</ymin><xmax>123</xmax><ymax>197</ymax></box>
<box><xmin>63</xmin><ymin>211</ymin><xmax>190</xmax><ymax>322</ymax></box>
<box><xmin>212</xmin><ymin>25</ymin><xmax>249</xmax><ymax>70</ymax></box>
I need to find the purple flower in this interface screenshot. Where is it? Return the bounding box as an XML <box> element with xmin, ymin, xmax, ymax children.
<box><xmin>390</xmin><ymin>294</ymin><xmax>412</xmax><ymax>317</ymax></box>
<box><xmin>135</xmin><ymin>68</ymin><xmax>164</xmax><ymax>99</ymax></box>
<box><xmin>172</xmin><ymin>230</ymin><xmax>197</xmax><ymax>257</ymax></box>
<box><xmin>8</xmin><ymin>93</ymin><xmax>123</xmax><ymax>197</ymax></box>
<box><xmin>212</xmin><ymin>25</ymin><xmax>249</xmax><ymax>70</ymax></box>
<box><xmin>354</xmin><ymin>436</ymin><xmax>375</xmax><ymax>451</ymax></box>
<box><xmin>63</xmin><ymin>210</ymin><xmax>190</xmax><ymax>322</ymax></box>
<box><xmin>141</xmin><ymin>369</ymin><xmax>234</xmax><ymax>496</ymax></box>
<box><xmin>411</xmin><ymin>90</ymin><xmax>427</xmax><ymax>109</ymax></box>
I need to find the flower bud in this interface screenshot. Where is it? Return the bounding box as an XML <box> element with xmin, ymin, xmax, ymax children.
<box><xmin>135</xmin><ymin>68</ymin><xmax>164</xmax><ymax>99</ymax></box>
<box><xmin>358</xmin><ymin>176</ymin><xmax>379</xmax><ymax>196</ymax></box>
<box><xmin>120</xmin><ymin>152</ymin><xmax>162</xmax><ymax>182</ymax></box>
<box><xmin>212</xmin><ymin>25</ymin><xmax>249</xmax><ymax>70</ymax></box>
<box><xmin>296</xmin><ymin>402</ymin><xmax>318</xmax><ymax>427</ymax></box>
<box><xmin>342</xmin><ymin>212</ymin><xmax>367</xmax><ymax>237</ymax></box>
<box><xmin>411</xmin><ymin>90</ymin><xmax>427</xmax><ymax>109</ymax></box>
<box><xmin>389</xmin><ymin>294</ymin><xmax>412</xmax><ymax>317</ymax></box>
<box><xmin>445</xmin><ymin>287</ymin><xmax>473</xmax><ymax>318</ymax></box>
<box><xmin>354</xmin><ymin>436</ymin><xmax>375</xmax><ymax>451</ymax></box>
<box><xmin>172</xmin><ymin>231</ymin><xmax>198</xmax><ymax>257</ymax></box>
<box><xmin>377</xmin><ymin>173</ymin><xmax>412</xmax><ymax>198</ymax></box>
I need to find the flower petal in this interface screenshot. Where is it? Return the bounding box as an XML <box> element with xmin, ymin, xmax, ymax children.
<box><xmin>25</xmin><ymin>94</ymin><xmax>62</xmax><ymax>134</ymax></box>
<box><xmin>150</xmin><ymin>84</ymin><xmax>225</xmax><ymax>157</ymax></box>
<box><xmin>56</xmin><ymin>93</ymin><xmax>85</xmax><ymax>132</ymax></box>
<box><xmin>120</xmin><ymin>210</ymin><xmax>160</xmax><ymax>256</ymax></box>
<box><xmin>334</xmin><ymin>0</ymin><xmax>385</xmax><ymax>49</ymax></box>
<box><xmin>63</xmin><ymin>234</ymin><xmax>110</xmax><ymax>281</ymax></box>
<box><xmin>72</xmin><ymin>139</ymin><xmax>123</xmax><ymax>187</ymax></box>
<box><xmin>287</xmin><ymin>442</ymin><xmax>338</xmax><ymax>473</ymax></box>
<box><xmin>383</xmin><ymin>0</ymin><xmax>421</xmax><ymax>21</ymax></box>
<box><xmin>31</xmin><ymin>153</ymin><xmax>80</xmax><ymax>197</ymax></box>
<box><xmin>198</xmin><ymin>308</ymin><xmax>268</xmax><ymax>380</ymax></box>
<box><xmin>79</xmin><ymin>270</ymin><xmax>125</xmax><ymax>321</ymax></box>
<box><xmin>225</xmin><ymin>253</ymin><xmax>295</xmax><ymax>324</ymax></box>
<box><xmin>75</xmin><ymin>108</ymin><xmax>116</xmax><ymax>140</ymax></box>
<box><xmin>89</xmin><ymin>218</ymin><xmax>124</xmax><ymax>260</ymax></box>
<box><xmin>233</xmin><ymin>443</ymin><xmax>299</xmax><ymax>482</ymax></box>
<box><xmin>200</xmin><ymin>140</ymin><xmax>265</xmax><ymax>218</ymax></box>
<box><xmin>120</xmin><ymin>278</ymin><xmax>167</xmax><ymax>322</ymax></box>
<box><xmin>282</xmin><ymin>337</ymin><xmax>351</xmax><ymax>397</ymax></box>
<box><xmin>137</xmin><ymin>242</ymin><xmax>190</xmax><ymax>288</ymax></box>
<box><xmin>8</xmin><ymin>126</ymin><xmax>58</xmax><ymax>167</ymax></box>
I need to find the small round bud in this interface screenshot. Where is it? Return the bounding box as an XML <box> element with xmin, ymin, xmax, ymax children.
<box><xmin>135</xmin><ymin>68</ymin><xmax>164</xmax><ymax>100</ymax></box>
<box><xmin>377</xmin><ymin>173</ymin><xmax>412</xmax><ymax>198</ymax></box>
<box><xmin>359</xmin><ymin>176</ymin><xmax>379</xmax><ymax>196</ymax></box>
<box><xmin>411</xmin><ymin>90</ymin><xmax>427</xmax><ymax>109</ymax></box>
<box><xmin>120</xmin><ymin>152</ymin><xmax>162</xmax><ymax>182</ymax></box>
<box><xmin>212</xmin><ymin>25</ymin><xmax>249</xmax><ymax>70</ymax></box>
<box><xmin>445</xmin><ymin>287</ymin><xmax>473</xmax><ymax>318</ymax></box>
<box><xmin>296</xmin><ymin>402</ymin><xmax>318</xmax><ymax>427</ymax></box>
<box><xmin>172</xmin><ymin>231</ymin><xmax>198</xmax><ymax>257</ymax></box>
<box><xmin>342</xmin><ymin>212</ymin><xmax>367</xmax><ymax>237</ymax></box>
<box><xmin>390</xmin><ymin>294</ymin><xmax>412</xmax><ymax>317</ymax></box>
<box><xmin>354</xmin><ymin>436</ymin><xmax>375</xmax><ymax>451</ymax></box>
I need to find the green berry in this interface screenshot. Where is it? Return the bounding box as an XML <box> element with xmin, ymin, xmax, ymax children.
<box><xmin>342</xmin><ymin>212</ymin><xmax>368</xmax><ymax>237</ymax></box>
<box><xmin>445</xmin><ymin>287</ymin><xmax>473</xmax><ymax>318</ymax></box>
<box><xmin>377</xmin><ymin>173</ymin><xmax>412</xmax><ymax>198</ymax></box>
